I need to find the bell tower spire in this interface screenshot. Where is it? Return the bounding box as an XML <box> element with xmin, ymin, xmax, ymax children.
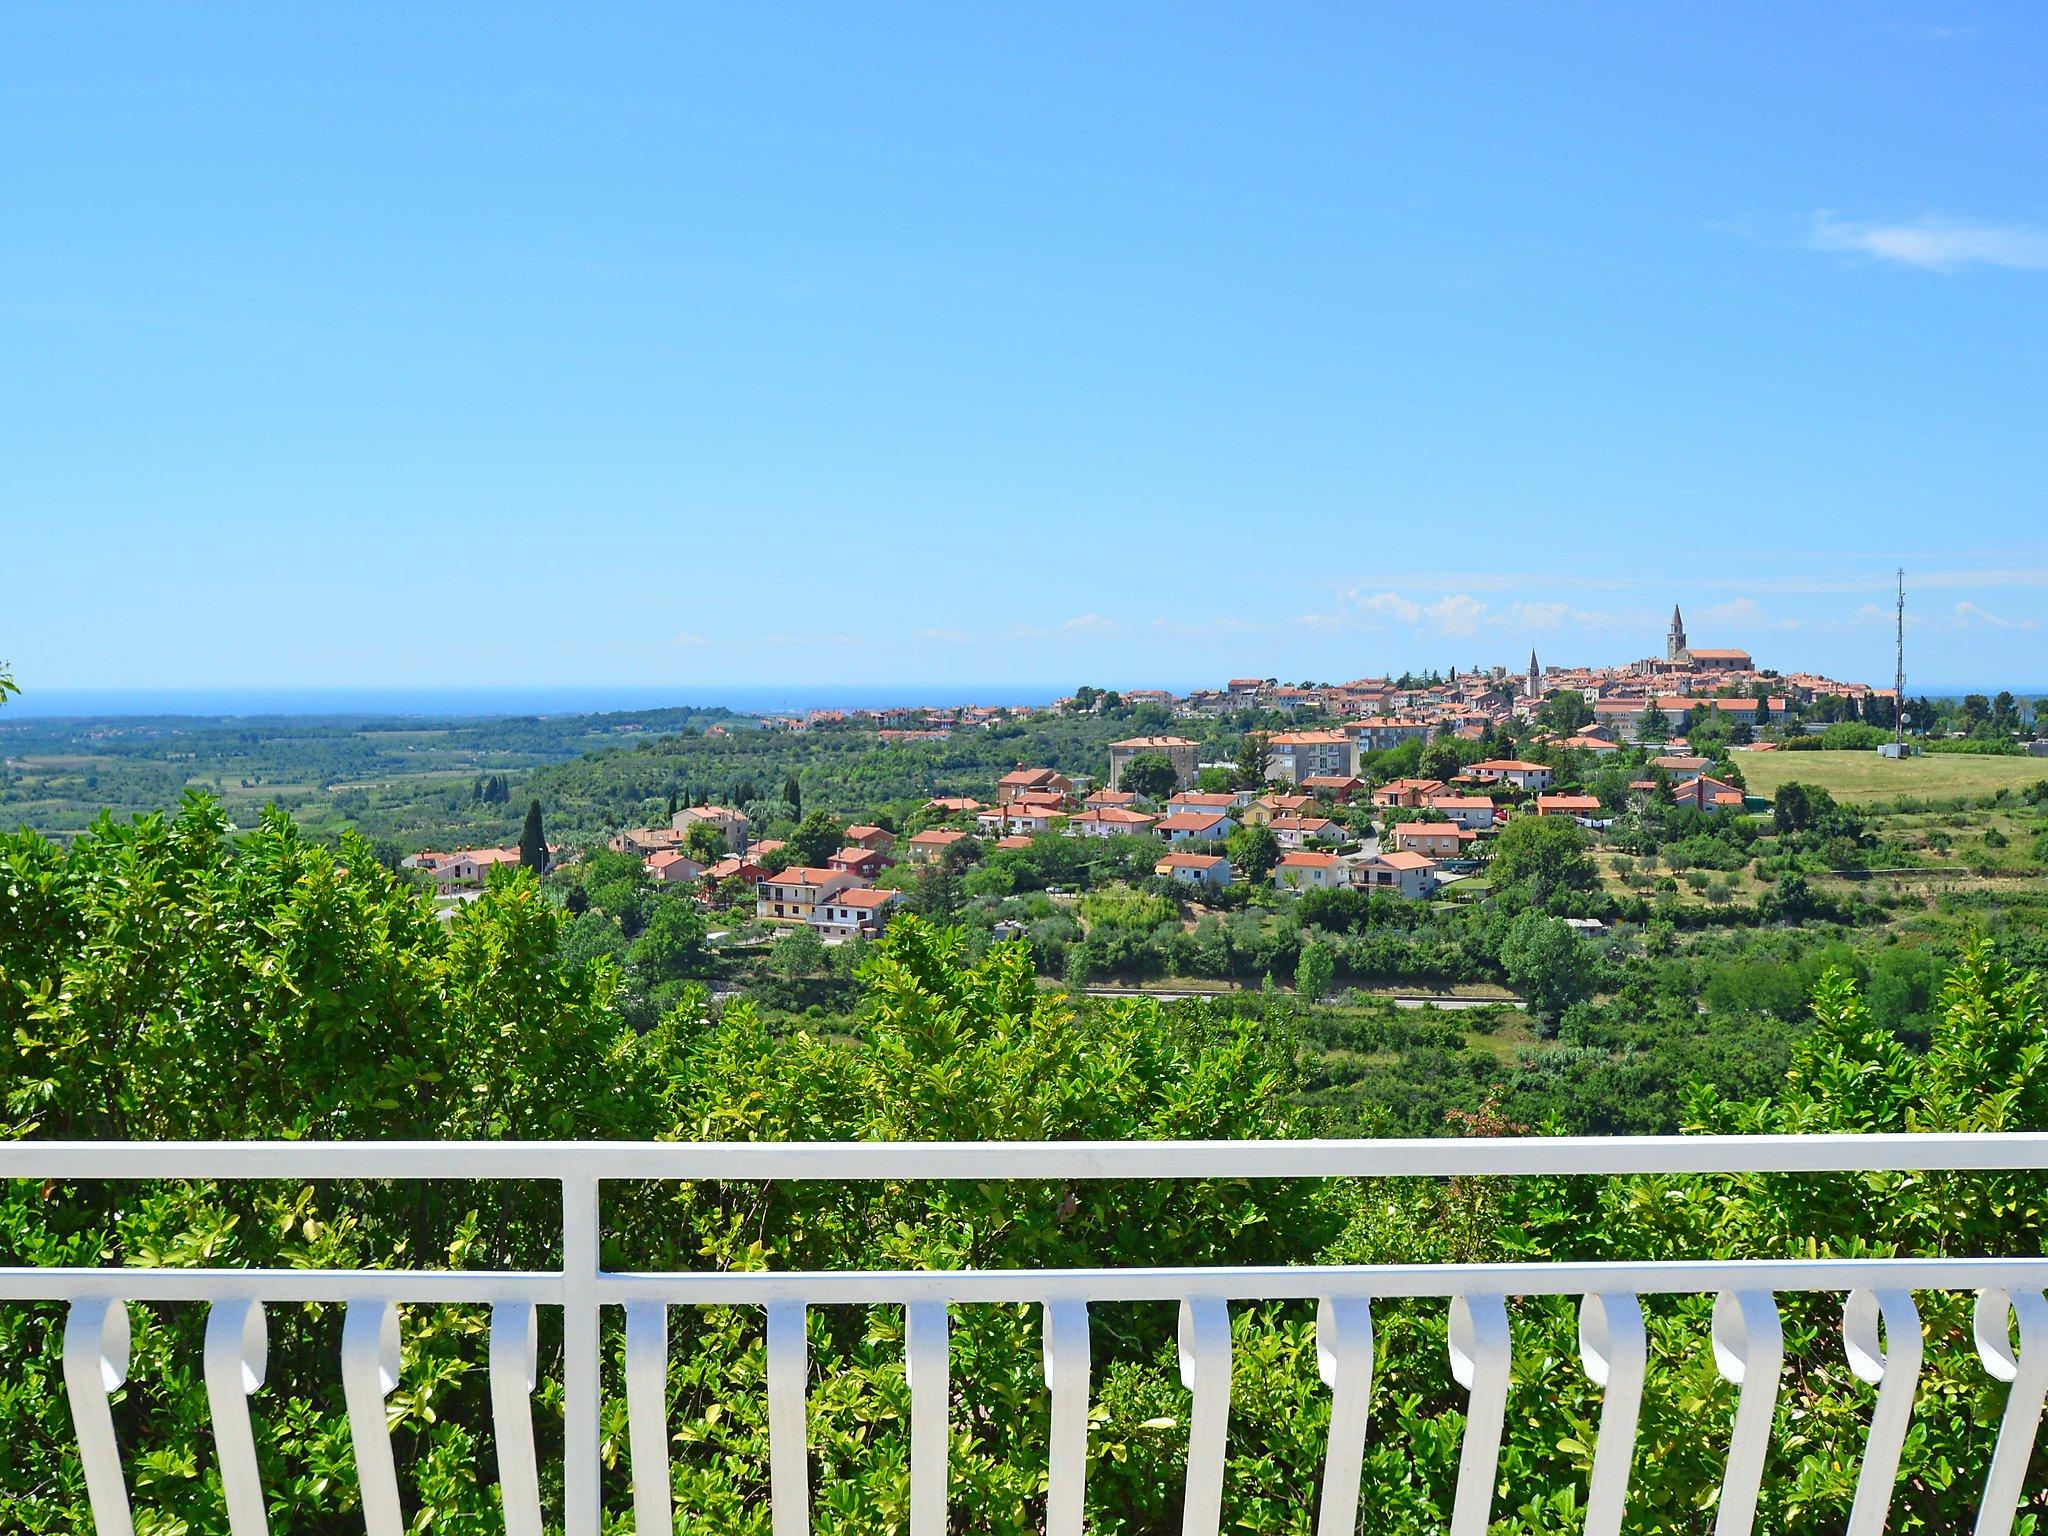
<box><xmin>1667</xmin><ymin>604</ymin><xmax>1689</xmax><ymax>664</ymax></box>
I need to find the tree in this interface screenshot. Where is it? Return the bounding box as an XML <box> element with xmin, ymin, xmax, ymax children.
<box><xmin>1195</xmin><ymin>766</ymin><xmax>1238</xmax><ymax>794</ymax></box>
<box><xmin>629</xmin><ymin>895</ymin><xmax>711</xmax><ymax>981</ymax></box>
<box><xmin>1500</xmin><ymin>910</ymin><xmax>1592</xmax><ymax>1025</ymax></box>
<box><xmin>1236</xmin><ymin>731</ymin><xmax>1272</xmax><ymax>789</ymax></box>
<box><xmin>1535</xmin><ymin>689</ymin><xmax>1592</xmax><ymax>733</ymax></box>
<box><xmin>518</xmin><ymin>799</ymin><xmax>550</xmax><ymax>872</ymax></box>
<box><xmin>1636</xmin><ymin>702</ymin><xmax>1671</xmax><ymax>743</ymax></box>
<box><xmin>785</xmin><ymin>811</ymin><xmax>846</xmax><ymax>868</ymax></box>
<box><xmin>1296</xmin><ymin>939</ymin><xmax>1335</xmax><ymax>1001</ymax></box>
<box><xmin>682</xmin><ymin>820</ymin><xmax>729</xmax><ymax>864</ymax></box>
<box><xmin>767</xmin><ymin>921</ymin><xmax>827</xmax><ymax>980</ymax></box>
<box><xmin>1225</xmin><ymin>822</ymin><xmax>1281</xmax><ymax>883</ymax></box>
<box><xmin>1119</xmin><ymin>753</ymin><xmax>1179</xmax><ymax>801</ymax></box>
<box><xmin>782</xmin><ymin>772</ymin><xmax>804</xmax><ymax>819</ymax></box>
<box><xmin>1487</xmin><ymin>815</ymin><xmax>1597</xmax><ymax>909</ymax></box>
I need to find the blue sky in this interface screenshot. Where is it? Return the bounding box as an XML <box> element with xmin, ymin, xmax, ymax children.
<box><xmin>5</xmin><ymin>4</ymin><xmax>2045</xmax><ymax>696</ymax></box>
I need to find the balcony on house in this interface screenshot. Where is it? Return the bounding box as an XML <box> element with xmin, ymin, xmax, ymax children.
<box><xmin>9</xmin><ymin>1134</ymin><xmax>2048</xmax><ymax>1536</ymax></box>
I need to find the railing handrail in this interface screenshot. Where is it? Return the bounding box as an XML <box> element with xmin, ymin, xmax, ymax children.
<box><xmin>10</xmin><ymin>1130</ymin><xmax>2048</xmax><ymax>1181</ymax></box>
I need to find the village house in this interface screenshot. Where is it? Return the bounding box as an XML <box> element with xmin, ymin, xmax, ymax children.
<box><xmin>1464</xmin><ymin>759</ymin><xmax>1555</xmax><ymax>793</ymax></box>
<box><xmin>907</xmin><ymin>828</ymin><xmax>970</xmax><ymax>865</ymax></box>
<box><xmin>1533</xmin><ymin>793</ymin><xmax>1605</xmax><ymax>820</ymax></box>
<box><xmin>700</xmin><ymin>856</ymin><xmax>768</xmax><ymax>892</ymax></box>
<box><xmin>1351</xmin><ymin>849</ymin><xmax>1438</xmax><ymax>900</ymax></box>
<box><xmin>1155</xmin><ymin>810</ymin><xmax>1234</xmax><ymax>845</ymax></box>
<box><xmin>1155</xmin><ymin>851</ymin><xmax>1234</xmax><ymax>889</ymax></box>
<box><xmin>809</xmin><ymin>885</ymin><xmax>901</xmax><ymax>940</ymax></box>
<box><xmin>827</xmin><ymin>846</ymin><xmax>886</xmax><ymax>880</ymax></box>
<box><xmin>1670</xmin><ymin>774</ymin><xmax>1746</xmax><ymax>815</ymax></box>
<box><xmin>1371</xmin><ymin>778</ymin><xmax>1447</xmax><ymax>809</ymax></box>
<box><xmin>644</xmin><ymin>850</ymin><xmax>706</xmax><ymax>886</ymax></box>
<box><xmin>1265</xmin><ymin>730</ymin><xmax>1354</xmax><ymax>784</ymax></box>
<box><xmin>1242</xmin><ymin>792</ymin><xmax>1314</xmax><ymax>825</ymax></box>
<box><xmin>1266</xmin><ymin>814</ymin><xmax>1340</xmax><ymax>850</ymax></box>
<box><xmin>427</xmin><ymin>846</ymin><xmax>523</xmax><ymax>895</ymax></box>
<box><xmin>1070</xmin><ymin>805</ymin><xmax>1160</xmax><ymax>839</ymax></box>
<box><xmin>1389</xmin><ymin>823</ymin><xmax>1477</xmax><ymax>859</ymax></box>
<box><xmin>1423</xmin><ymin>795</ymin><xmax>1496</xmax><ymax>832</ymax></box>
<box><xmin>994</xmin><ymin>834</ymin><xmax>1034</xmax><ymax>851</ymax></box>
<box><xmin>1273</xmin><ymin>849</ymin><xmax>1347</xmax><ymax>890</ymax></box>
<box><xmin>1084</xmin><ymin>788</ymin><xmax>1141</xmax><ymax>809</ymax></box>
<box><xmin>843</xmin><ymin>824</ymin><xmax>895</xmax><ymax>853</ymax></box>
<box><xmin>996</xmin><ymin>768</ymin><xmax>1073</xmax><ymax>806</ymax></box>
<box><xmin>607</xmin><ymin>826</ymin><xmax>688</xmax><ymax>857</ymax></box>
<box><xmin>1300</xmin><ymin>774</ymin><xmax>1365</xmax><ymax>802</ymax></box>
<box><xmin>1649</xmin><ymin>754</ymin><xmax>1710</xmax><ymax>784</ymax></box>
<box><xmin>670</xmin><ymin>804</ymin><xmax>749</xmax><ymax>852</ymax></box>
<box><xmin>1166</xmin><ymin>790</ymin><xmax>1250</xmax><ymax>815</ymax></box>
<box><xmin>1106</xmin><ymin>735</ymin><xmax>1200</xmax><ymax>792</ymax></box>
<box><xmin>975</xmin><ymin>804</ymin><xmax>1061</xmax><ymax>837</ymax></box>
<box><xmin>757</xmin><ymin>865</ymin><xmax>864</xmax><ymax>924</ymax></box>
<box><xmin>923</xmin><ymin>796</ymin><xmax>983</xmax><ymax>815</ymax></box>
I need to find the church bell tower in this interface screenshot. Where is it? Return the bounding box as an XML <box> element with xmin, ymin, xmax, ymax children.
<box><xmin>1667</xmin><ymin>604</ymin><xmax>1689</xmax><ymax>664</ymax></box>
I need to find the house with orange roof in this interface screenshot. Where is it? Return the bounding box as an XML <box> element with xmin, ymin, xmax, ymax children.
<box><xmin>827</xmin><ymin>847</ymin><xmax>886</xmax><ymax>880</ymax></box>
<box><xmin>923</xmin><ymin>796</ymin><xmax>984</xmax><ymax>815</ymax></box>
<box><xmin>1156</xmin><ymin>810</ymin><xmax>1235</xmax><ymax>845</ymax></box>
<box><xmin>996</xmin><ymin>768</ymin><xmax>1073</xmax><ymax>806</ymax></box>
<box><xmin>1070</xmin><ymin>806</ymin><xmax>1160</xmax><ymax>839</ymax></box>
<box><xmin>1267</xmin><ymin>814</ymin><xmax>1340</xmax><ymax>850</ymax></box>
<box><xmin>1273</xmin><ymin>849</ymin><xmax>1346</xmax><ymax>890</ymax></box>
<box><xmin>809</xmin><ymin>885</ymin><xmax>901</xmax><ymax>940</ymax></box>
<box><xmin>757</xmin><ymin>865</ymin><xmax>865</xmax><ymax>924</ymax></box>
<box><xmin>1423</xmin><ymin>795</ymin><xmax>1497</xmax><ymax>832</ymax></box>
<box><xmin>1155</xmin><ymin>851</ymin><xmax>1234</xmax><ymax>889</ymax></box>
<box><xmin>1533</xmin><ymin>793</ymin><xmax>1604</xmax><ymax>820</ymax></box>
<box><xmin>844</xmin><ymin>824</ymin><xmax>895</xmax><ymax>853</ymax></box>
<box><xmin>701</xmin><ymin>856</ymin><xmax>768</xmax><ymax>891</ymax></box>
<box><xmin>1389</xmin><ymin>823</ymin><xmax>1476</xmax><ymax>859</ymax></box>
<box><xmin>1371</xmin><ymin>778</ymin><xmax>1447</xmax><ymax>809</ymax></box>
<box><xmin>670</xmin><ymin>804</ymin><xmax>749</xmax><ymax>853</ymax></box>
<box><xmin>1166</xmin><ymin>790</ymin><xmax>1250</xmax><ymax>816</ymax></box>
<box><xmin>1669</xmin><ymin>774</ymin><xmax>1746</xmax><ymax>815</ymax></box>
<box><xmin>644</xmin><ymin>850</ymin><xmax>707</xmax><ymax>885</ymax></box>
<box><xmin>1351</xmin><ymin>850</ymin><xmax>1438</xmax><ymax>900</ymax></box>
<box><xmin>975</xmin><ymin>804</ymin><xmax>1061</xmax><ymax>837</ymax></box>
<box><xmin>994</xmin><ymin>834</ymin><xmax>1034</xmax><ymax>852</ymax></box>
<box><xmin>1346</xmin><ymin>716</ymin><xmax>1433</xmax><ymax>753</ymax></box>
<box><xmin>907</xmin><ymin>828</ymin><xmax>971</xmax><ymax>864</ymax></box>
<box><xmin>1463</xmin><ymin>759</ymin><xmax>1555</xmax><ymax>793</ymax></box>
<box><xmin>1242</xmin><ymin>792</ymin><xmax>1314</xmax><ymax>825</ymax></box>
<box><xmin>1300</xmin><ymin>774</ymin><xmax>1366</xmax><ymax>802</ymax></box>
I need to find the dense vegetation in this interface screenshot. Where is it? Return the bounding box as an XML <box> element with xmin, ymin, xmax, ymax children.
<box><xmin>6</xmin><ymin>801</ymin><xmax>2048</xmax><ymax>1533</ymax></box>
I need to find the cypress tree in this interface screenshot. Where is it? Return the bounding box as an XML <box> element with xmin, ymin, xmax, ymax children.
<box><xmin>782</xmin><ymin>772</ymin><xmax>803</xmax><ymax>819</ymax></box>
<box><xmin>519</xmin><ymin>799</ymin><xmax>549</xmax><ymax>872</ymax></box>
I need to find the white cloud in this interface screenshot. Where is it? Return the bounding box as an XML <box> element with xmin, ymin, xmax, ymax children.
<box><xmin>672</xmin><ymin>630</ymin><xmax>713</xmax><ymax>648</ymax></box>
<box><xmin>1809</xmin><ymin>213</ymin><xmax>2048</xmax><ymax>272</ymax></box>
<box><xmin>1949</xmin><ymin>601</ymin><xmax>2040</xmax><ymax>631</ymax></box>
<box><xmin>1423</xmin><ymin>594</ymin><xmax>1487</xmax><ymax>638</ymax></box>
<box><xmin>1061</xmin><ymin>613</ymin><xmax>1119</xmax><ymax>635</ymax></box>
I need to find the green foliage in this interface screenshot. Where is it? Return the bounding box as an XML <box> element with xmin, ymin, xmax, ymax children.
<box><xmin>1226</xmin><ymin>822</ymin><xmax>1282</xmax><ymax>882</ymax></box>
<box><xmin>785</xmin><ymin>810</ymin><xmax>847</xmax><ymax>868</ymax></box>
<box><xmin>1498</xmin><ymin>910</ymin><xmax>1592</xmax><ymax>1024</ymax></box>
<box><xmin>518</xmin><ymin>797</ymin><xmax>549</xmax><ymax>870</ymax></box>
<box><xmin>1488</xmin><ymin>815</ymin><xmax>1598</xmax><ymax>911</ymax></box>
<box><xmin>1117</xmin><ymin>752</ymin><xmax>1179</xmax><ymax>801</ymax></box>
<box><xmin>1295</xmin><ymin>939</ymin><xmax>1335</xmax><ymax>1001</ymax></box>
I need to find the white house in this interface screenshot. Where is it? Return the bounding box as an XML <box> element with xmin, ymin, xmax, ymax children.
<box><xmin>1350</xmin><ymin>850</ymin><xmax>1438</xmax><ymax>900</ymax></box>
<box><xmin>1155</xmin><ymin>811</ymin><xmax>1235</xmax><ymax>845</ymax></box>
<box><xmin>1155</xmin><ymin>852</ymin><xmax>1234</xmax><ymax>888</ymax></box>
<box><xmin>1267</xmin><ymin>814</ymin><xmax>1340</xmax><ymax>850</ymax></box>
<box><xmin>1272</xmin><ymin>850</ymin><xmax>1347</xmax><ymax>890</ymax></box>
<box><xmin>1465</xmin><ymin>759</ymin><xmax>1554</xmax><ymax>793</ymax></box>
<box><xmin>1423</xmin><ymin>795</ymin><xmax>1496</xmax><ymax>832</ymax></box>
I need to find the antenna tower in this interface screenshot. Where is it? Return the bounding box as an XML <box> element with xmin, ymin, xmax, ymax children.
<box><xmin>1893</xmin><ymin>568</ymin><xmax>1905</xmax><ymax>749</ymax></box>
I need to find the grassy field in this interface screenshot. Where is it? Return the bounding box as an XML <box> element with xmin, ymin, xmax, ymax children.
<box><xmin>1738</xmin><ymin>749</ymin><xmax>2048</xmax><ymax>805</ymax></box>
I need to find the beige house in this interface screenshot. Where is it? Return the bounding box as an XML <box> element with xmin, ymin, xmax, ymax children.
<box><xmin>757</xmin><ymin>865</ymin><xmax>864</xmax><ymax>924</ymax></box>
<box><xmin>671</xmin><ymin>804</ymin><xmax>749</xmax><ymax>852</ymax></box>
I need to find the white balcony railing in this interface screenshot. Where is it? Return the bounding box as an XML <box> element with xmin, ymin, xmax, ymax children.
<box><xmin>7</xmin><ymin>1134</ymin><xmax>2048</xmax><ymax>1535</ymax></box>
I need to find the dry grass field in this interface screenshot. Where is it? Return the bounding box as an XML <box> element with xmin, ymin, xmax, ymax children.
<box><xmin>1736</xmin><ymin>749</ymin><xmax>2047</xmax><ymax>805</ymax></box>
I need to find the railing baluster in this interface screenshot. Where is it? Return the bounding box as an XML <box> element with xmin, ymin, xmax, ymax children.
<box><xmin>1042</xmin><ymin>1300</ymin><xmax>1091</xmax><ymax>1536</ymax></box>
<box><xmin>1973</xmin><ymin>1288</ymin><xmax>2048</xmax><ymax>1536</ymax></box>
<box><xmin>906</xmin><ymin>1300</ymin><xmax>950</xmax><ymax>1536</ymax></box>
<box><xmin>1314</xmin><ymin>1296</ymin><xmax>1374</xmax><ymax>1536</ymax></box>
<box><xmin>625</xmin><ymin>1302</ymin><xmax>674</xmax><ymax>1536</ymax></box>
<box><xmin>1710</xmin><ymin>1290</ymin><xmax>1782</xmax><ymax>1536</ymax></box>
<box><xmin>489</xmin><ymin>1301</ymin><xmax>544</xmax><ymax>1536</ymax></box>
<box><xmin>341</xmin><ymin>1300</ymin><xmax>404</xmax><ymax>1536</ymax></box>
<box><xmin>1579</xmin><ymin>1293</ymin><xmax>1645</xmax><ymax>1536</ymax></box>
<box><xmin>767</xmin><ymin>1300</ymin><xmax>810</xmax><ymax>1536</ymax></box>
<box><xmin>1177</xmin><ymin>1298</ymin><xmax>1232</xmax><ymax>1536</ymax></box>
<box><xmin>203</xmin><ymin>1298</ymin><xmax>270</xmax><ymax>1536</ymax></box>
<box><xmin>562</xmin><ymin>1175</ymin><xmax>602</xmax><ymax>1536</ymax></box>
<box><xmin>1843</xmin><ymin>1288</ymin><xmax>1922</xmax><ymax>1536</ymax></box>
<box><xmin>63</xmin><ymin>1297</ymin><xmax>135</xmax><ymax>1536</ymax></box>
<box><xmin>1447</xmin><ymin>1294</ymin><xmax>1511</xmax><ymax>1536</ymax></box>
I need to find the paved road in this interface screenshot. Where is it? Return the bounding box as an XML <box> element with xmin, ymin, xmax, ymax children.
<box><xmin>1081</xmin><ymin>986</ymin><xmax>1521</xmax><ymax>1011</ymax></box>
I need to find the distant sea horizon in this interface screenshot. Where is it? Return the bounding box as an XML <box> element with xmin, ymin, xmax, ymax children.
<box><xmin>6</xmin><ymin>681</ymin><xmax>2043</xmax><ymax>723</ymax></box>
